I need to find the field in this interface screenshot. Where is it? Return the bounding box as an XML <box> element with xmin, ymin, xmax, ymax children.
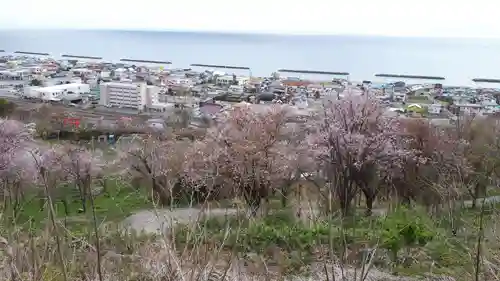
<box><xmin>406</xmin><ymin>95</ymin><xmax>434</xmax><ymax>104</ymax></box>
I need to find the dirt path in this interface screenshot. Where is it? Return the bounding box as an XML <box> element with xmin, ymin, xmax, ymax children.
<box><xmin>121</xmin><ymin>194</ymin><xmax>500</xmax><ymax>236</ymax></box>
<box><xmin>122</xmin><ymin>195</ymin><xmax>500</xmax><ymax>235</ymax></box>
<box><xmin>121</xmin><ymin>207</ymin><xmax>238</xmax><ymax>234</ymax></box>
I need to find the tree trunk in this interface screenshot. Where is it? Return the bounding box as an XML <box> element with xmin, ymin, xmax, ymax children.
<box><xmin>249</xmin><ymin>201</ymin><xmax>260</xmax><ymax>217</ymax></box>
<box><xmin>339</xmin><ymin>197</ymin><xmax>350</xmax><ymax>217</ymax></box>
<box><xmin>359</xmin><ymin>183</ymin><xmax>376</xmax><ymax>216</ymax></box>
<box><xmin>280</xmin><ymin>182</ymin><xmax>291</xmax><ymax>208</ymax></box>
<box><xmin>151</xmin><ymin>178</ymin><xmax>170</xmax><ymax>206</ymax></box>
<box><xmin>471</xmin><ymin>183</ymin><xmax>484</xmax><ymax>209</ymax></box>
<box><xmin>78</xmin><ymin>182</ymin><xmax>87</xmax><ymax>213</ymax></box>
<box><xmin>365</xmin><ymin>195</ymin><xmax>374</xmax><ymax>216</ymax></box>
<box><xmin>337</xmin><ymin>178</ymin><xmax>355</xmax><ymax>216</ymax></box>
<box><xmin>102</xmin><ymin>178</ymin><xmax>108</xmax><ymax>193</ymax></box>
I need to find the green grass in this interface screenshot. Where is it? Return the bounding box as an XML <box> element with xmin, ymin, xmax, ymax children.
<box><xmin>407</xmin><ymin>97</ymin><xmax>433</xmax><ymax>104</ymax></box>
<box><xmin>2</xmin><ymin>179</ymin><xmax>153</xmax><ymax>232</ymax></box>
<box><xmin>171</xmin><ymin>203</ymin><xmax>497</xmax><ymax>280</ymax></box>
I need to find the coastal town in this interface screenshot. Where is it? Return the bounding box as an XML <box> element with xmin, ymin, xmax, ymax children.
<box><xmin>1</xmin><ymin>50</ymin><xmax>500</xmax><ymax>134</ymax></box>
<box><xmin>3</xmin><ymin>49</ymin><xmax>500</xmax><ymax>281</ymax></box>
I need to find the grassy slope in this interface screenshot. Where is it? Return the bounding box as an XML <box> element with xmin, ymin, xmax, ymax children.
<box><xmin>3</xmin><ymin>182</ymin><xmax>500</xmax><ymax>280</ymax></box>
<box><xmin>3</xmin><ymin>180</ymin><xmax>152</xmax><ymax>232</ymax></box>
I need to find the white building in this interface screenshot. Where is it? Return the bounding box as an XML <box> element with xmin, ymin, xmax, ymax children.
<box><xmin>27</xmin><ymin>83</ymin><xmax>90</xmax><ymax>101</ymax></box>
<box><xmin>428</xmin><ymin>104</ymin><xmax>442</xmax><ymax>115</ymax></box>
<box><xmin>144</xmin><ymin>85</ymin><xmax>161</xmax><ymax>107</ymax></box>
<box><xmin>72</xmin><ymin>68</ymin><xmax>93</xmax><ymax>76</ymax></box>
<box><xmin>99</xmin><ymin>82</ymin><xmax>161</xmax><ymax>110</ymax></box>
<box><xmin>24</xmin><ymin>66</ymin><xmax>44</xmax><ymax>74</ymax></box>
<box><xmin>165</xmin><ymin>76</ymin><xmax>191</xmax><ymax>86</ymax></box>
<box><xmin>0</xmin><ymin>70</ymin><xmax>30</xmax><ymax>80</ymax></box>
<box><xmin>216</xmin><ymin>75</ymin><xmax>249</xmax><ymax>86</ymax></box>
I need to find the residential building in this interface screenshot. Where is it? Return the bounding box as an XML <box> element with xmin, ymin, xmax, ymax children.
<box><xmin>454</xmin><ymin>104</ymin><xmax>482</xmax><ymax>115</ymax></box>
<box><xmin>0</xmin><ymin>70</ymin><xmax>30</xmax><ymax>80</ymax></box>
<box><xmin>393</xmin><ymin>91</ymin><xmax>407</xmax><ymax>102</ymax></box>
<box><xmin>99</xmin><ymin>82</ymin><xmax>161</xmax><ymax>110</ymax></box>
<box><xmin>72</xmin><ymin>68</ymin><xmax>93</xmax><ymax>76</ymax></box>
<box><xmin>43</xmin><ymin>63</ymin><xmax>59</xmax><ymax>72</ymax></box>
<box><xmin>216</xmin><ymin>75</ymin><xmax>249</xmax><ymax>86</ymax></box>
<box><xmin>100</xmin><ymin>82</ymin><xmax>145</xmax><ymax>110</ymax></box>
<box><xmin>144</xmin><ymin>85</ymin><xmax>161</xmax><ymax>107</ymax></box>
<box><xmin>164</xmin><ymin>76</ymin><xmax>192</xmax><ymax>86</ymax></box>
<box><xmin>24</xmin><ymin>66</ymin><xmax>44</xmax><ymax>74</ymax></box>
<box><xmin>428</xmin><ymin>104</ymin><xmax>443</xmax><ymax>115</ymax></box>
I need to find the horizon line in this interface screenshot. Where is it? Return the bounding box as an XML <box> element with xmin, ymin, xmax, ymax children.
<box><xmin>2</xmin><ymin>27</ymin><xmax>500</xmax><ymax>40</ymax></box>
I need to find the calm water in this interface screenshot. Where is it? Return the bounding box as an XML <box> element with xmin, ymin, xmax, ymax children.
<box><xmin>2</xmin><ymin>30</ymin><xmax>500</xmax><ymax>86</ymax></box>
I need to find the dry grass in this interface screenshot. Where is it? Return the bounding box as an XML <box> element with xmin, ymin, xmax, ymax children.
<box><xmin>2</xmin><ymin>182</ymin><xmax>500</xmax><ymax>281</ymax></box>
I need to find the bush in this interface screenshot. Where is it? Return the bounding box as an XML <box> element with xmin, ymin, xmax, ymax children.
<box><xmin>173</xmin><ymin>209</ymin><xmax>381</xmax><ymax>272</ymax></box>
<box><xmin>0</xmin><ymin>98</ymin><xmax>16</xmax><ymax>117</ymax></box>
<box><xmin>379</xmin><ymin>207</ymin><xmax>436</xmax><ymax>262</ymax></box>
<box><xmin>29</xmin><ymin>78</ymin><xmax>43</xmax><ymax>86</ymax></box>
<box><xmin>175</xmin><ymin>210</ymin><xmax>332</xmax><ymax>249</ymax></box>
<box><xmin>169</xmin><ymin>206</ymin><xmax>456</xmax><ymax>275</ymax></box>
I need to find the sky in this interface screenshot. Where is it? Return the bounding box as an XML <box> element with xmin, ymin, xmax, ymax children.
<box><xmin>1</xmin><ymin>0</ymin><xmax>500</xmax><ymax>38</ymax></box>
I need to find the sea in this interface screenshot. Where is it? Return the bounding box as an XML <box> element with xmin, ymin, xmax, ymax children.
<box><xmin>2</xmin><ymin>29</ymin><xmax>500</xmax><ymax>86</ymax></box>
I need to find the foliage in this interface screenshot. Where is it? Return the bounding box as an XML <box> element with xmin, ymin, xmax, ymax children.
<box><xmin>0</xmin><ymin>98</ymin><xmax>16</xmax><ymax>117</ymax></box>
<box><xmin>29</xmin><ymin>78</ymin><xmax>43</xmax><ymax>86</ymax></box>
<box><xmin>379</xmin><ymin>207</ymin><xmax>437</xmax><ymax>262</ymax></box>
<box><xmin>172</xmin><ymin>205</ymin><xmax>482</xmax><ymax>277</ymax></box>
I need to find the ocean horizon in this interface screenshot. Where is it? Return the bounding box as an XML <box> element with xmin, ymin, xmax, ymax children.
<box><xmin>2</xmin><ymin>29</ymin><xmax>500</xmax><ymax>86</ymax></box>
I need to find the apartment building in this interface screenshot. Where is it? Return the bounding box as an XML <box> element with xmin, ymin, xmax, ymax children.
<box><xmin>99</xmin><ymin>82</ymin><xmax>160</xmax><ymax>110</ymax></box>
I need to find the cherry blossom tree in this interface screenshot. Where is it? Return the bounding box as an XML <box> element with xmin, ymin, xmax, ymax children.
<box><xmin>394</xmin><ymin>119</ymin><xmax>466</xmax><ymax>209</ymax></box>
<box><xmin>59</xmin><ymin>145</ymin><xmax>105</xmax><ymax>212</ymax></box>
<box><xmin>310</xmin><ymin>94</ymin><xmax>405</xmax><ymax>216</ymax></box>
<box><xmin>457</xmin><ymin>116</ymin><xmax>500</xmax><ymax>208</ymax></box>
<box><xmin>0</xmin><ymin>120</ymin><xmax>33</xmax><ymax>173</ymax></box>
<box><xmin>180</xmin><ymin>139</ymin><xmax>229</xmax><ymax>203</ymax></box>
<box><xmin>122</xmin><ymin>135</ymin><xmax>192</xmax><ymax>206</ymax></box>
<box><xmin>209</xmin><ymin>103</ymin><xmax>295</xmax><ymax>216</ymax></box>
<box><xmin>0</xmin><ymin>119</ymin><xmax>37</xmax><ymax>217</ymax></box>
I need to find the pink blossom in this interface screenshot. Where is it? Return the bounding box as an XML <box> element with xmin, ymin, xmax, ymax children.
<box><xmin>309</xmin><ymin>93</ymin><xmax>409</xmax><ymax>214</ymax></box>
<box><xmin>210</xmin><ymin>104</ymin><xmax>294</xmax><ymax>185</ymax></box>
<box><xmin>311</xmin><ymin>94</ymin><xmax>404</xmax><ymax>174</ymax></box>
<box><xmin>0</xmin><ymin>119</ymin><xmax>34</xmax><ymax>176</ymax></box>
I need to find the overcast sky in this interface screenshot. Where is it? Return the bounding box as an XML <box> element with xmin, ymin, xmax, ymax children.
<box><xmin>0</xmin><ymin>0</ymin><xmax>498</xmax><ymax>38</ymax></box>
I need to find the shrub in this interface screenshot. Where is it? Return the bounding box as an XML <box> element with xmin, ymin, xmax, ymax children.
<box><xmin>0</xmin><ymin>98</ymin><xmax>16</xmax><ymax>117</ymax></box>
<box><xmin>379</xmin><ymin>207</ymin><xmax>437</xmax><ymax>263</ymax></box>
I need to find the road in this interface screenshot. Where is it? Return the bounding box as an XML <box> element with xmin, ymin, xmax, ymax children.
<box><xmin>0</xmin><ymin>94</ymin><xmax>168</xmax><ymax>120</ymax></box>
<box><xmin>371</xmin><ymin>195</ymin><xmax>500</xmax><ymax>216</ymax></box>
<box><xmin>463</xmin><ymin>195</ymin><xmax>500</xmax><ymax>208</ymax></box>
